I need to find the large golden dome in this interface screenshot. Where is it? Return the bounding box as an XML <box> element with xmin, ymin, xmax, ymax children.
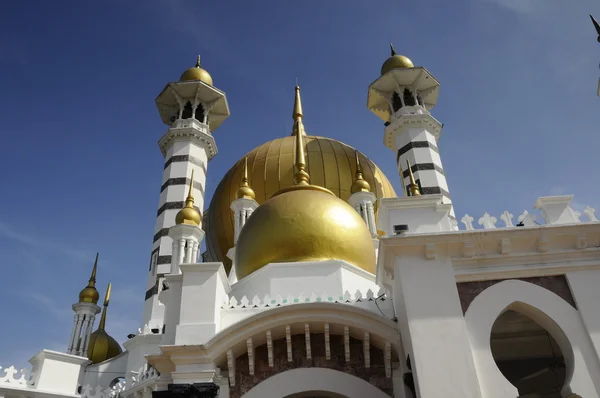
<box><xmin>205</xmin><ymin>135</ymin><xmax>397</xmax><ymax>272</ymax></box>
<box><xmin>235</xmin><ymin>186</ymin><xmax>376</xmax><ymax>279</ymax></box>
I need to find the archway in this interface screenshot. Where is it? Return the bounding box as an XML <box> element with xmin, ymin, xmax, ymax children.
<box><xmin>464</xmin><ymin>279</ymin><xmax>600</xmax><ymax>398</ymax></box>
<box><xmin>241</xmin><ymin>368</ymin><xmax>391</xmax><ymax>398</ymax></box>
<box><xmin>491</xmin><ymin>309</ymin><xmax>566</xmax><ymax>397</ymax></box>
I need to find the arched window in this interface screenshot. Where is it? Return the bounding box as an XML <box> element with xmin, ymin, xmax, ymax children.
<box><xmin>181</xmin><ymin>102</ymin><xmax>193</xmax><ymax>119</ymax></box>
<box><xmin>403</xmin><ymin>88</ymin><xmax>415</xmax><ymax>106</ymax></box>
<box><xmin>491</xmin><ymin>310</ymin><xmax>565</xmax><ymax>397</ymax></box>
<box><xmin>392</xmin><ymin>92</ymin><xmax>403</xmax><ymax>112</ymax></box>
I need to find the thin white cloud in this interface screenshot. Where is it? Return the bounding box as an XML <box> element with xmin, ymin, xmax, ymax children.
<box><xmin>483</xmin><ymin>0</ymin><xmax>538</xmax><ymax>14</ymax></box>
<box><xmin>0</xmin><ymin>220</ymin><xmax>91</xmax><ymax>262</ymax></box>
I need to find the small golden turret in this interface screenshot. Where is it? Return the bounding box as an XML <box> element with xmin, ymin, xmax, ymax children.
<box><xmin>78</xmin><ymin>253</ymin><xmax>100</xmax><ymax>304</ymax></box>
<box><xmin>175</xmin><ymin>170</ymin><xmax>202</xmax><ymax>226</ymax></box>
<box><xmin>87</xmin><ymin>283</ymin><xmax>123</xmax><ymax>364</ymax></box>
<box><xmin>179</xmin><ymin>55</ymin><xmax>214</xmax><ymax>85</ymax></box>
<box><xmin>236</xmin><ymin>157</ymin><xmax>256</xmax><ymax>199</ymax></box>
<box><xmin>406</xmin><ymin>159</ymin><xmax>421</xmax><ymax>197</ymax></box>
<box><xmin>351</xmin><ymin>151</ymin><xmax>371</xmax><ymax>194</ymax></box>
<box><xmin>381</xmin><ymin>43</ymin><xmax>414</xmax><ymax>75</ymax></box>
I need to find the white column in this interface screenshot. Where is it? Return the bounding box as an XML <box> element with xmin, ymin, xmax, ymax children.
<box><xmin>177</xmin><ymin>238</ymin><xmax>185</xmax><ymax>266</ymax></box>
<box><xmin>171</xmin><ymin>239</ymin><xmax>179</xmax><ymax>274</ymax></box>
<box><xmin>72</xmin><ymin>316</ymin><xmax>85</xmax><ymax>355</ymax></box>
<box><xmin>81</xmin><ymin>315</ymin><xmax>96</xmax><ymax>357</ymax></box>
<box><xmin>185</xmin><ymin>239</ymin><xmax>194</xmax><ymax>263</ymax></box>
<box><xmin>367</xmin><ymin>202</ymin><xmax>377</xmax><ymax>236</ymax></box>
<box><xmin>192</xmin><ymin>241</ymin><xmax>199</xmax><ymax>263</ymax></box>
<box><xmin>79</xmin><ymin>317</ymin><xmax>91</xmax><ymax>356</ymax></box>
<box><xmin>233</xmin><ymin>212</ymin><xmax>241</xmax><ymax>243</ymax></box>
<box><xmin>67</xmin><ymin>315</ymin><xmax>80</xmax><ymax>354</ymax></box>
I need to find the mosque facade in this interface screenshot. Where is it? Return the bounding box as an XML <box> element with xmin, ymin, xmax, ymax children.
<box><xmin>1</xmin><ymin>48</ymin><xmax>600</xmax><ymax>398</ymax></box>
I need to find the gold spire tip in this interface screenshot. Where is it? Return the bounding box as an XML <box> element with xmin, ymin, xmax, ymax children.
<box><xmin>195</xmin><ymin>55</ymin><xmax>201</xmax><ymax>67</ymax></box>
<box><xmin>351</xmin><ymin>151</ymin><xmax>370</xmax><ymax>193</ymax></box>
<box><xmin>187</xmin><ymin>169</ymin><xmax>195</xmax><ymax>201</ymax></box>
<box><xmin>237</xmin><ymin>157</ymin><xmax>255</xmax><ymax>199</ymax></box>
<box><xmin>98</xmin><ymin>283</ymin><xmax>111</xmax><ymax>330</ymax></box>
<box><xmin>89</xmin><ymin>253</ymin><xmax>98</xmax><ymax>285</ymax></box>
<box><xmin>390</xmin><ymin>43</ymin><xmax>396</xmax><ymax>56</ymax></box>
<box><xmin>103</xmin><ymin>283</ymin><xmax>112</xmax><ymax>307</ymax></box>
<box><xmin>406</xmin><ymin>159</ymin><xmax>421</xmax><ymax>197</ymax></box>
<box><xmin>293</xmin><ymin>85</ymin><xmax>303</xmax><ymax>120</ymax></box>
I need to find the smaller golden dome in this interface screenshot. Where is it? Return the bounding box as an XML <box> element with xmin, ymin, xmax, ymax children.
<box><xmin>381</xmin><ymin>43</ymin><xmax>414</xmax><ymax>75</ymax></box>
<box><xmin>175</xmin><ymin>170</ymin><xmax>202</xmax><ymax>226</ymax></box>
<box><xmin>179</xmin><ymin>55</ymin><xmax>213</xmax><ymax>86</ymax></box>
<box><xmin>236</xmin><ymin>157</ymin><xmax>255</xmax><ymax>200</ymax></box>
<box><xmin>351</xmin><ymin>151</ymin><xmax>371</xmax><ymax>194</ymax></box>
<box><xmin>78</xmin><ymin>253</ymin><xmax>99</xmax><ymax>304</ymax></box>
<box><xmin>87</xmin><ymin>329</ymin><xmax>122</xmax><ymax>364</ymax></box>
<box><xmin>87</xmin><ymin>283</ymin><xmax>122</xmax><ymax>364</ymax></box>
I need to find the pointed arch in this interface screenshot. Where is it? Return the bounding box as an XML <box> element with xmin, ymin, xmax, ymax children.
<box><xmin>464</xmin><ymin>279</ymin><xmax>600</xmax><ymax>398</ymax></box>
<box><xmin>241</xmin><ymin>368</ymin><xmax>391</xmax><ymax>398</ymax></box>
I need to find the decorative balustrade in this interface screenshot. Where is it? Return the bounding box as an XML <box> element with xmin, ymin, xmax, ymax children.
<box><xmin>222</xmin><ymin>288</ymin><xmax>389</xmax><ymax>310</ymax></box>
<box><xmin>0</xmin><ymin>366</ymin><xmax>30</xmax><ymax>387</ymax></box>
<box><xmin>460</xmin><ymin>205</ymin><xmax>597</xmax><ymax>231</ymax></box>
<box><xmin>131</xmin><ymin>365</ymin><xmax>159</xmax><ymax>387</ymax></box>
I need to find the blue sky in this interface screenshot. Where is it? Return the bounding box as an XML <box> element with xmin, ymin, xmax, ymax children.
<box><xmin>1</xmin><ymin>0</ymin><xmax>598</xmax><ymax>368</ymax></box>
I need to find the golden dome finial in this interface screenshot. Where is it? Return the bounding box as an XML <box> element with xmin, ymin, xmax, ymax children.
<box><xmin>351</xmin><ymin>151</ymin><xmax>371</xmax><ymax>194</ymax></box>
<box><xmin>406</xmin><ymin>159</ymin><xmax>421</xmax><ymax>197</ymax></box>
<box><xmin>87</xmin><ymin>282</ymin><xmax>123</xmax><ymax>364</ymax></box>
<box><xmin>236</xmin><ymin>157</ymin><xmax>256</xmax><ymax>199</ymax></box>
<box><xmin>381</xmin><ymin>44</ymin><xmax>414</xmax><ymax>75</ymax></box>
<box><xmin>175</xmin><ymin>170</ymin><xmax>202</xmax><ymax>226</ymax></box>
<box><xmin>78</xmin><ymin>253</ymin><xmax>100</xmax><ymax>304</ymax></box>
<box><xmin>293</xmin><ymin>115</ymin><xmax>310</xmax><ymax>186</ymax></box>
<box><xmin>291</xmin><ymin>85</ymin><xmax>306</xmax><ymax>136</ymax></box>
<box><xmin>98</xmin><ymin>283</ymin><xmax>111</xmax><ymax>330</ymax></box>
<box><xmin>179</xmin><ymin>55</ymin><xmax>213</xmax><ymax>85</ymax></box>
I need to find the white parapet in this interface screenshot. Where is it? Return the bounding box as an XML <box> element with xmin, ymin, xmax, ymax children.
<box><xmin>29</xmin><ymin>350</ymin><xmax>89</xmax><ymax>395</ymax></box>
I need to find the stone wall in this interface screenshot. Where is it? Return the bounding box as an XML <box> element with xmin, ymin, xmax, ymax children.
<box><xmin>230</xmin><ymin>334</ymin><xmax>393</xmax><ymax>398</ymax></box>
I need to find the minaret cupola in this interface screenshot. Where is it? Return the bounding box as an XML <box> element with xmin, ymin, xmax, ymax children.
<box><xmin>179</xmin><ymin>55</ymin><xmax>213</xmax><ymax>86</ymax></box>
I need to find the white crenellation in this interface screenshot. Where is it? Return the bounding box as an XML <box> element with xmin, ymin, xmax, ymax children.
<box><xmin>0</xmin><ymin>366</ymin><xmax>29</xmax><ymax>386</ymax></box>
<box><xmin>461</xmin><ymin>214</ymin><xmax>474</xmax><ymax>230</ymax></box>
<box><xmin>584</xmin><ymin>206</ymin><xmax>598</xmax><ymax>221</ymax></box>
<box><xmin>222</xmin><ymin>289</ymin><xmax>389</xmax><ymax>311</ymax></box>
<box><xmin>478</xmin><ymin>213</ymin><xmax>497</xmax><ymax>229</ymax></box>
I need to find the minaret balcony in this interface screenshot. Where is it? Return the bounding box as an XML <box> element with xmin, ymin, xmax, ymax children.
<box><xmin>171</xmin><ymin>117</ymin><xmax>208</xmax><ymax>132</ymax></box>
<box><xmin>159</xmin><ymin>118</ymin><xmax>217</xmax><ymax>159</ymax></box>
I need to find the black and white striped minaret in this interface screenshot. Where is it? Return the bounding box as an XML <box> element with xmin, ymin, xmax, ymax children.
<box><xmin>367</xmin><ymin>44</ymin><xmax>455</xmax><ymax>218</ymax></box>
<box><xmin>143</xmin><ymin>56</ymin><xmax>230</xmax><ymax>328</ymax></box>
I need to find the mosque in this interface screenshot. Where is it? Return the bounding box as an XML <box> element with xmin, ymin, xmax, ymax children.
<box><xmin>1</xmin><ymin>46</ymin><xmax>600</xmax><ymax>398</ymax></box>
